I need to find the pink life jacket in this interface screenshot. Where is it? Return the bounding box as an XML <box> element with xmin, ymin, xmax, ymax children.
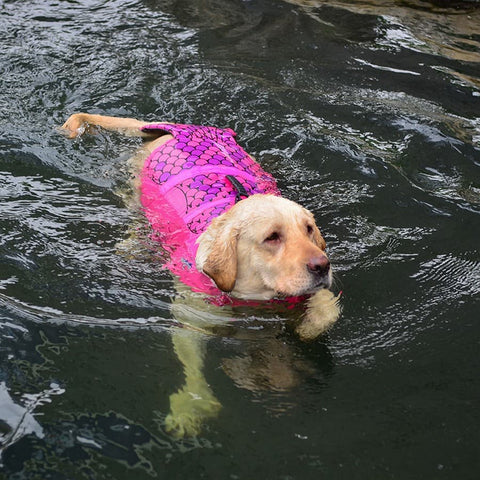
<box><xmin>139</xmin><ymin>123</ymin><xmax>280</xmax><ymax>300</ymax></box>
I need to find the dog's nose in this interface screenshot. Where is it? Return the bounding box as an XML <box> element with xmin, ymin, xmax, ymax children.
<box><xmin>307</xmin><ymin>255</ymin><xmax>330</xmax><ymax>276</ymax></box>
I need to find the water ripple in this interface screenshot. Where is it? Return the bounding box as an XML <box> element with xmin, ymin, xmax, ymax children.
<box><xmin>412</xmin><ymin>253</ymin><xmax>480</xmax><ymax>299</ymax></box>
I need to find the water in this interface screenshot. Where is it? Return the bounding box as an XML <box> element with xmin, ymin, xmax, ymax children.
<box><xmin>1</xmin><ymin>0</ymin><xmax>479</xmax><ymax>478</ymax></box>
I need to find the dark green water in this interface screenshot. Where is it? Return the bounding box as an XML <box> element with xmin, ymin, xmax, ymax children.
<box><xmin>1</xmin><ymin>0</ymin><xmax>479</xmax><ymax>478</ymax></box>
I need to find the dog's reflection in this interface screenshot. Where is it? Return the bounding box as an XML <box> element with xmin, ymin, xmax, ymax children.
<box><xmin>165</xmin><ymin>285</ymin><xmax>340</xmax><ymax>438</ymax></box>
<box><xmin>223</xmin><ymin>339</ymin><xmax>318</xmax><ymax>393</ymax></box>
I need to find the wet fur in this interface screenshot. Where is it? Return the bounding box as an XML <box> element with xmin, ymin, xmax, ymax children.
<box><xmin>61</xmin><ymin>113</ymin><xmax>340</xmax><ymax>437</ymax></box>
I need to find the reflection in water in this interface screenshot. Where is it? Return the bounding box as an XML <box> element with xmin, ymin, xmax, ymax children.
<box><xmin>164</xmin><ymin>280</ymin><xmax>339</xmax><ymax>436</ymax></box>
<box><xmin>287</xmin><ymin>0</ymin><xmax>480</xmax><ymax>62</ymax></box>
<box><xmin>0</xmin><ymin>381</ymin><xmax>64</xmax><ymax>464</ymax></box>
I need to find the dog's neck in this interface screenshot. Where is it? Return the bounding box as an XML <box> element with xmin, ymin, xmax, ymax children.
<box><xmin>231</xmin><ymin>277</ymin><xmax>277</xmax><ymax>300</ymax></box>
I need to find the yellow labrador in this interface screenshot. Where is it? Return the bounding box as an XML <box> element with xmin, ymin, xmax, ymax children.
<box><xmin>61</xmin><ymin>113</ymin><xmax>340</xmax><ymax>437</ymax></box>
<box><xmin>62</xmin><ymin>114</ymin><xmax>333</xmax><ymax>299</ymax></box>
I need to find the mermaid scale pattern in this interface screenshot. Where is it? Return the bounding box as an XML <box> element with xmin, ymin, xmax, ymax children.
<box><xmin>141</xmin><ymin>123</ymin><xmax>279</xmax><ymax>235</ymax></box>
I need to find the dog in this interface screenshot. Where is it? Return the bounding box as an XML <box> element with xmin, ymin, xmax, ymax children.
<box><xmin>61</xmin><ymin>113</ymin><xmax>340</xmax><ymax>437</ymax></box>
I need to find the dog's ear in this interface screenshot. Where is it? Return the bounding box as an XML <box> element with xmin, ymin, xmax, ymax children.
<box><xmin>196</xmin><ymin>215</ymin><xmax>238</xmax><ymax>292</ymax></box>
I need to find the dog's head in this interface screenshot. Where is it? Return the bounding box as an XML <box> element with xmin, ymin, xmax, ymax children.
<box><xmin>196</xmin><ymin>194</ymin><xmax>332</xmax><ymax>300</ymax></box>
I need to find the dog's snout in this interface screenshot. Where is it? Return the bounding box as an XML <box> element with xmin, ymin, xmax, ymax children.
<box><xmin>307</xmin><ymin>255</ymin><xmax>330</xmax><ymax>276</ymax></box>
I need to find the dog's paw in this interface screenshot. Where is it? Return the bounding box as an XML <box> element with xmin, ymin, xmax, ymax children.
<box><xmin>165</xmin><ymin>388</ymin><xmax>221</xmax><ymax>438</ymax></box>
<box><xmin>295</xmin><ymin>289</ymin><xmax>341</xmax><ymax>341</ymax></box>
<box><xmin>60</xmin><ymin>113</ymin><xmax>89</xmax><ymax>138</ymax></box>
<box><xmin>165</xmin><ymin>410</ymin><xmax>202</xmax><ymax>439</ymax></box>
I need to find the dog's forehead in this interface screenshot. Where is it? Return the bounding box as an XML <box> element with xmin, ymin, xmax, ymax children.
<box><xmin>270</xmin><ymin>197</ymin><xmax>313</xmax><ymax>223</ymax></box>
<box><xmin>239</xmin><ymin>195</ymin><xmax>307</xmax><ymax>219</ymax></box>
<box><xmin>236</xmin><ymin>196</ymin><xmax>314</xmax><ymax>238</ymax></box>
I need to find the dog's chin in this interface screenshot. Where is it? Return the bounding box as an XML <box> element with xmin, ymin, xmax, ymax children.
<box><xmin>311</xmin><ymin>277</ymin><xmax>333</xmax><ymax>293</ymax></box>
<box><xmin>275</xmin><ymin>278</ymin><xmax>332</xmax><ymax>299</ymax></box>
<box><xmin>305</xmin><ymin>284</ymin><xmax>329</xmax><ymax>296</ymax></box>
<box><xmin>301</xmin><ymin>284</ymin><xmax>330</xmax><ymax>298</ymax></box>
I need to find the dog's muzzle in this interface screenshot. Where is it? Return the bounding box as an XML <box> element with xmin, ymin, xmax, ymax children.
<box><xmin>307</xmin><ymin>255</ymin><xmax>332</xmax><ymax>289</ymax></box>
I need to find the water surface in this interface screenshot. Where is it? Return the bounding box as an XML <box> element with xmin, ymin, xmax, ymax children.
<box><xmin>1</xmin><ymin>0</ymin><xmax>479</xmax><ymax>478</ymax></box>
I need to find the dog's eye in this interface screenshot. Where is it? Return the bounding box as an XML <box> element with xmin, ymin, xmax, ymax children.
<box><xmin>307</xmin><ymin>224</ymin><xmax>314</xmax><ymax>235</ymax></box>
<box><xmin>264</xmin><ymin>232</ymin><xmax>280</xmax><ymax>243</ymax></box>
